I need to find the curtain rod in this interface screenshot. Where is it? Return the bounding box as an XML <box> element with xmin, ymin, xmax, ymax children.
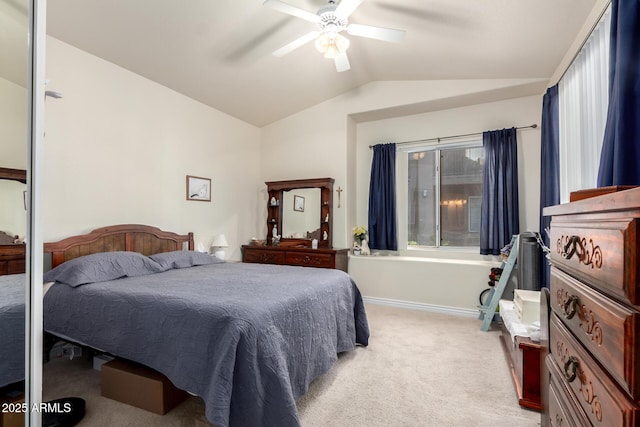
<box><xmin>368</xmin><ymin>124</ymin><xmax>538</xmax><ymax>149</ymax></box>
<box><xmin>554</xmin><ymin>0</ymin><xmax>612</xmax><ymax>85</ymax></box>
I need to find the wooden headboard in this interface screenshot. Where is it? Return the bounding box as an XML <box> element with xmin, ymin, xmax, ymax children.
<box><xmin>44</xmin><ymin>224</ymin><xmax>194</xmax><ymax>268</ymax></box>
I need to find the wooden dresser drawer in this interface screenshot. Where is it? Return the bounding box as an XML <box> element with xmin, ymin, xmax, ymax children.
<box><xmin>547</xmin><ymin>356</ymin><xmax>591</xmax><ymax>427</ymax></box>
<box><xmin>551</xmin><ymin>266</ymin><xmax>640</xmax><ymax>399</ymax></box>
<box><xmin>548</xmin><ymin>383</ymin><xmax>575</xmax><ymax>427</ymax></box>
<box><xmin>549</xmin><ymin>218</ymin><xmax>639</xmax><ymax>306</ymax></box>
<box><xmin>285</xmin><ymin>252</ymin><xmax>332</xmax><ymax>268</ymax></box>
<box><xmin>8</xmin><ymin>259</ymin><xmax>25</xmax><ymax>274</ymax></box>
<box><xmin>243</xmin><ymin>248</ymin><xmax>285</xmax><ymax>264</ymax></box>
<box><xmin>0</xmin><ymin>258</ymin><xmax>25</xmax><ymax>274</ymax></box>
<box><xmin>0</xmin><ymin>244</ymin><xmax>26</xmax><ymax>276</ymax></box>
<box><xmin>242</xmin><ymin>245</ymin><xmax>347</xmax><ymax>271</ymax></box>
<box><xmin>550</xmin><ymin>314</ymin><xmax>640</xmax><ymax>426</ymax></box>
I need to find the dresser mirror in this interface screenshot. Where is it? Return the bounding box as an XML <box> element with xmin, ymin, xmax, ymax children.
<box><xmin>281</xmin><ymin>188</ymin><xmax>321</xmax><ymax>239</ymax></box>
<box><xmin>265</xmin><ymin>178</ymin><xmax>334</xmax><ymax>248</ymax></box>
<box><xmin>244</xmin><ymin>178</ymin><xmax>346</xmax><ymax>271</ymax></box>
<box><xmin>0</xmin><ymin>168</ymin><xmax>27</xmax><ymax>244</ymax></box>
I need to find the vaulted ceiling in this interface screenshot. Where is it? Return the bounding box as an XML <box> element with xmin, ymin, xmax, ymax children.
<box><xmin>41</xmin><ymin>0</ymin><xmax>597</xmax><ymax>127</ymax></box>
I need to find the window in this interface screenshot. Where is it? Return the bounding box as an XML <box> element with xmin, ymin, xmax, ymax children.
<box><xmin>558</xmin><ymin>6</ymin><xmax>611</xmax><ymax>202</ymax></box>
<box><xmin>407</xmin><ymin>142</ymin><xmax>484</xmax><ymax>248</ymax></box>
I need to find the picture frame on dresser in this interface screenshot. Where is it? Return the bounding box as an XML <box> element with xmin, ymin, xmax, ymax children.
<box><xmin>293</xmin><ymin>195</ymin><xmax>304</xmax><ymax>212</ymax></box>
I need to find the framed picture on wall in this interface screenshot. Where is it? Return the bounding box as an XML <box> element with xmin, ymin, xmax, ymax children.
<box><xmin>186</xmin><ymin>175</ymin><xmax>211</xmax><ymax>202</ymax></box>
<box><xmin>293</xmin><ymin>195</ymin><xmax>305</xmax><ymax>212</ymax></box>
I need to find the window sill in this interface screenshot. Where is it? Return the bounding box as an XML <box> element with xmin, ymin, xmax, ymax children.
<box><xmin>406</xmin><ymin>246</ymin><xmax>480</xmax><ymax>254</ymax></box>
<box><xmin>349</xmin><ymin>249</ymin><xmax>501</xmax><ymax>267</ymax></box>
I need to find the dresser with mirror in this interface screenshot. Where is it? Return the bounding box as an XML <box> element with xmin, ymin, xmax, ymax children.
<box><xmin>242</xmin><ymin>177</ymin><xmax>348</xmax><ymax>271</ymax></box>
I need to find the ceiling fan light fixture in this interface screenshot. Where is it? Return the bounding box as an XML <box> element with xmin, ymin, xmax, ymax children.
<box><xmin>314</xmin><ymin>32</ymin><xmax>331</xmax><ymax>53</ymax></box>
<box><xmin>335</xmin><ymin>33</ymin><xmax>350</xmax><ymax>52</ymax></box>
<box><xmin>315</xmin><ymin>32</ymin><xmax>349</xmax><ymax>59</ymax></box>
<box><xmin>265</xmin><ymin>0</ymin><xmax>404</xmax><ymax>72</ymax></box>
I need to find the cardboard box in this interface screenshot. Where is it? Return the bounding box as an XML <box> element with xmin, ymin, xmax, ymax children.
<box><xmin>93</xmin><ymin>354</ymin><xmax>115</xmax><ymax>371</ymax></box>
<box><xmin>0</xmin><ymin>393</ymin><xmax>24</xmax><ymax>427</ymax></box>
<box><xmin>101</xmin><ymin>359</ymin><xmax>188</xmax><ymax>415</ymax></box>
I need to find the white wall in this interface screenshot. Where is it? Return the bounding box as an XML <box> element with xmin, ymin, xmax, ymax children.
<box><xmin>355</xmin><ymin>95</ymin><xmax>542</xmax><ymax>235</ymax></box>
<box><xmin>0</xmin><ymin>76</ymin><xmax>27</xmax><ymax>240</ymax></box>
<box><xmin>0</xmin><ymin>76</ymin><xmax>27</xmax><ymax>169</ymax></box>
<box><xmin>351</xmin><ymin>95</ymin><xmax>542</xmax><ymax>311</ymax></box>
<box><xmin>261</xmin><ymin>78</ymin><xmax>545</xmax><ymax>248</ymax></box>
<box><xmin>41</xmin><ymin>36</ymin><xmax>546</xmax><ymax>311</ymax></box>
<box><xmin>262</xmin><ymin>81</ymin><xmax>544</xmax><ymax>312</ymax></box>
<box><xmin>42</xmin><ymin>38</ymin><xmax>261</xmax><ymax>260</ymax></box>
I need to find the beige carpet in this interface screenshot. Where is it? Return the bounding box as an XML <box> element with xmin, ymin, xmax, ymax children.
<box><xmin>42</xmin><ymin>304</ymin><xmax>541</xmax><ymax>426</ymax></box>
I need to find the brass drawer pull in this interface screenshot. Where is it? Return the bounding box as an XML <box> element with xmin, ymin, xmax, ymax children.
<box><xmin>557</xmin><ymin>234</ymin><xmax>603</xmax><ymax>269</ymax></box>
<box><xmin>563</xmin><ymin>295</ymin><xmax>579</xmax><ymax>319</ymax></box>
<box><xmin>562</xmin><ymin>236</ymin><xmax>581</xmax><ymax>260</ymax></box>
<box><xmin>563</xmin><ymin>356</ymin><xmax>579</xmax><ymax>383</ymax></box>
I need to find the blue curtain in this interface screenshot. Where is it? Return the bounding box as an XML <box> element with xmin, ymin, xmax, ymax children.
<box><xmin>480</xmin><ymin>128</ymin><xmax>519</xmax><ymax>255</ymax></box>
<box><xmin>539</xmin><ymin>86</ymin><xmax>560</xmax><ymax>288</ymax></box>
<box><xmin>597</xmin><ymin>0</ymin><xmax>640</xmax><ymax>186</ymax></box>
<box><xmin>368</xmin><ymin>143</ymin><xmax>397</xmax><ymax>250</ymax></box>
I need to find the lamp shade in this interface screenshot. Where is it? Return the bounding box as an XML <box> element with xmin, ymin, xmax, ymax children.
<box><xmin>212</xmin><ymin>234</ymin><xmax>228</xmax><ymax>248</ymax></box>
<box><xmin>211</xmin><ymin>234</ymin><xmax>228</xmax><ymax>260</ymax></box>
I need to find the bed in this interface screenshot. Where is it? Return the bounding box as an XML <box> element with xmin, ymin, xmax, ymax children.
<box><xmin>42</xmin><ymin>224</ymin><xmax>369</xmax><ymax>427</ymax></box>
<box><xmin>0</xmin><ymin>273</ymin><xmax>25</xmax><ymax>388</ymax></box>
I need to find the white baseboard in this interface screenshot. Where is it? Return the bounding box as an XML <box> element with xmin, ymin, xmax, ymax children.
<box><xmin>362</xmin><ymin>296</ymin><xmax>479</xmax><ymax>318</ymax></box>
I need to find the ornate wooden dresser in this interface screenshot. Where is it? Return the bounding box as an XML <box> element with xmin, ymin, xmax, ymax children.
<box><xmin>242</xmin><ymin>245</ymin><xmax>348</xmax><ymax>272</ymax></box>
<box><xmin>542</xmin><ymin>187</ymin><xmax>640</xmax><ymax>426</ymax></box>
<box><xmin>0</xmin><ymin>231</ymin><xmax>25</xmax><ymax>276</ymax></box>
<box><xmin>242</xmin><ymin>177</ymin><xmax>348</xmax><ymax>272</ymax></box>
<box><xmin>0</xmin><ymin>244</ymin><xmax>25</xmax><ymax>275</ymax></box>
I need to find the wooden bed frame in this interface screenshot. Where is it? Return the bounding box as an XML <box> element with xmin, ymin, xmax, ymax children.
<box><xmin>44</xmin><ymin>224</ymin><xmax>194</xmax><ymax>268</ymax></box>
<box><xmin>42</xmin><ymin>224</ymin><xmax>194</xmax><ymax>361</ymax></box>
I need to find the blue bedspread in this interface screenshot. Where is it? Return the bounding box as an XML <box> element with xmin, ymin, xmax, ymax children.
<box><xmin>0</xmin><ymin>274</ymin><xmax>25</xmax><ymax>388</ymax></box>
<box><xmin>44</xmin><ymin>262</ymin><xmax>369</xmax><ymax>426</ymax></box>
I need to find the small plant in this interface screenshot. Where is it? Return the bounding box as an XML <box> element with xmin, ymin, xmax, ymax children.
<box><xmin>353</xmin><ymin>225</ymin><xmax>367</xmax><ymax>242</ymax></box>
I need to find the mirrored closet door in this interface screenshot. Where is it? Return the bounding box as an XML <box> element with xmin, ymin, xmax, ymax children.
<box><xmin>1</xmin><ymin>0</ymin><xmax>46</xmax><ymax>425</ymax></box>
<box><xmin>0</xmin><ymin>0</ymin><xmax>30</xmax><ymax>421</ymax></box>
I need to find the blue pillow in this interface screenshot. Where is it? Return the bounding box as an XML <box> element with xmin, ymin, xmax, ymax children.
<box><xmin>44</xmin><ymin>251</ymin><xmax>164</xmax><ymax>287</ymax></box>
<box><xmin>149</xmin><ymin>250</ymin><xmax>223</xmax><ymax>270</ymax></box>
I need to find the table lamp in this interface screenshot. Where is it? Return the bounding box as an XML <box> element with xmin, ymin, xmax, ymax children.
<box><xmin>211</xmin><ymin>234</ymin><xmax>228</xmax><ymax>260</ymax></box>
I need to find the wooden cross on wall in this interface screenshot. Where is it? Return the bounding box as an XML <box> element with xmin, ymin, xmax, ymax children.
<box><xmin>336</xmin><ymin>187</ymin><xmax>343</xmax><ymax>208</ymax></box>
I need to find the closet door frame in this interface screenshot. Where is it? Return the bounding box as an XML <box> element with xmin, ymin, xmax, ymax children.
<box><xmin>25</xmin><ymin>0</ymin><xmax>46</xmax><ymax>425</ymax></box>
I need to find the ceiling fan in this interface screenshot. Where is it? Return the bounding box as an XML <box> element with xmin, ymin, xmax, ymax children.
<box><xmin>264</xmin><ymin>0</ymin><xmax>406</xmax><ymax>72</ymax></box>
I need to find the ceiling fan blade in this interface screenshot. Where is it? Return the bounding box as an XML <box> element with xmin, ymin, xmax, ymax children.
<box><xmin>263</xmin><ymin>0</ymin><xmax>320</xmax><ymax>23</ymax></box>
<box><xmin>272</xmin><ymin>31</ymin><xmax>320</xmax><ymax>57</ymax></box>
<box><xmin>335</xmin><ymin>0</ymin><xmax>364</xmax><ymax>18</ymax></box>
<box><xmin>334</xmin><ymin>52</ymin><xmax>351</xmax><ymax>72</ymax></box>
<box><xmin>346</xmin><ymin>24</ymin><xmax>405</xmax><ymax>43</ymax></box>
